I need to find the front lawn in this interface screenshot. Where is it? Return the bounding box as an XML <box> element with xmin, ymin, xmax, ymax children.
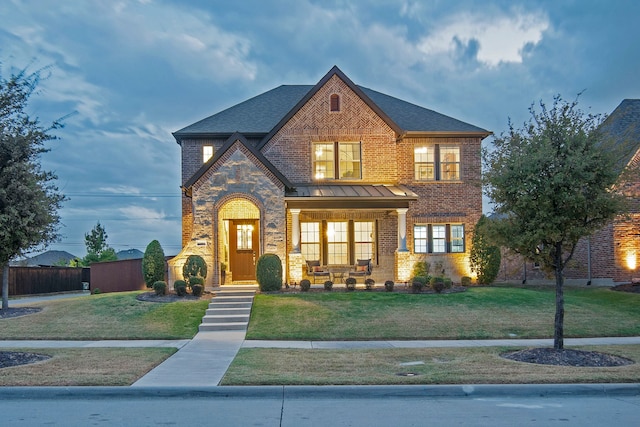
<box><xmin>0</xmin><ymin>291</ymin><xmax>210</xmax><ymax>340</ymax></box>
<box><xmin>247</xmin><ymin>287</ymin><xmax>640</xmax><ymax>340</ymax></box>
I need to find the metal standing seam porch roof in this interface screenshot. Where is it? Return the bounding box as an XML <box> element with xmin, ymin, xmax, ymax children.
<box><xmin>285</xmin><ymin>184</ymin><xmax>418</xmax><ymax>209</ymax></box>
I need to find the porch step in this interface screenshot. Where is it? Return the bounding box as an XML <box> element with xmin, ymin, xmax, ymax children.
<box><xmin>198</xmin><ymin>288</ymin><xmax>256</xmax><ymax>332</ymax></box>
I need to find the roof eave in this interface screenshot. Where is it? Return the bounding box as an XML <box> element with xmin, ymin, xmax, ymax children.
<box><xmin>402</xmin><ymin>130</ymin><xmax>493</xmax><ymax>139</ymax></box>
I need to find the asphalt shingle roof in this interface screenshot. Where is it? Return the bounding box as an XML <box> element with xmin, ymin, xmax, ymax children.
<box><xmin>599</xmin><ymin>99</ymin><xmax>640</xmax><ymax>168</ymax></box>
<box><xmin>174</xmin><ymin>83</ymin><xmax>488</xmax><ymax>138</ymax></box>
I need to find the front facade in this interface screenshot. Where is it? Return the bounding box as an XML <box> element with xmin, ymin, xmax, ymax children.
<box><xmin>169</xmin><ymin>67</ymin><xmax>490</xmax><ymax>286</ymax></box>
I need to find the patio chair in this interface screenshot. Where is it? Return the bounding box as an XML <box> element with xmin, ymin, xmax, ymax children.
<box><xmin>306</xmin><ymin>260</ymin><xmax>330</xmax><ymax>284</ymax></box>
<box><xmin>348</xmin><ymin>259</ymin><xmax>372</xmax><ymax>282</ymax></box>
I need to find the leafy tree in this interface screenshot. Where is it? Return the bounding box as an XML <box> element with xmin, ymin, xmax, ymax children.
<box><xmin>182</xmin><ymin>255</ymin><xmax>207</xmax><ymax>282</ymax></box>
<box><xmin>142</xmin><ymin>240</ymin><xmax>166</xmax><ymax>288</ymax></box>
<box><xmin>0</xmin><ymin>66</ymin><xmax>65</xmax><ymax>310</ymax></box>
<box><xmin>469</xmin><ymin>215</ymin><xmax>501</xmax><ymax>285</ymax></box>
<box><xmin>82</xmin><ymin>222</ymin><xmax>117</xmax><ymax>265</ymax></box>
<box><xmin>483</xmin><ymin>95</ymin><xmax>627</xmax><ymax>349</ymax></box>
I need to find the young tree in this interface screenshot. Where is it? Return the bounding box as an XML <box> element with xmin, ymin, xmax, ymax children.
<box><xmin>483</xmin><ymin>95</ymin><xmax>627</xmax><ymax>349</ymax></box>
<box><xmin>0</xmin><ymin>66</ymin><xmax>65</xmax><ymax>310</ymax></box>
<box><xmin>142</xmin><ymin>240</ymin><xmax>166</xmax><ymax>288</ymax></box>
<box><xmin>469</xmin><ymin>215</ymin><xmax>501</xmax><ymax>285</ymax></box>
<box><xmin>82</xmin><ymin>222</ymin><xmax>117</xmax><ymax>265</ymax></box>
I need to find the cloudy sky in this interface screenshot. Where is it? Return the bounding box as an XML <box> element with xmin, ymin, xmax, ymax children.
<box><xmin>2</xmin><ymin>0</ymin><xmax>639</xmax><ymax>257</ymax></box>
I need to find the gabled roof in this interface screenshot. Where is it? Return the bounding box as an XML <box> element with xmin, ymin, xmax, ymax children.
<box><xmin>599</xmin><ymin>99</ymin><xmax>640</xmax><ymax>168</ymax></box>
<box><xmin>173</xmin><ymin>66</ymin><xmax>490</xmax><ymax>142</ymax></box>
<box><xmin>183</xmin><ymin>132</ymin><xmax>293</xmax><ymax>192</ymax></box>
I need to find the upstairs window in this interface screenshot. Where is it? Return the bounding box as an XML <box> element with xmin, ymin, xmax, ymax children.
<box><xmin>203</xmin><ymin>145</ymin><xmax>214</xmax><ymax>163</ymax></box>
<box><xmin>313</xmin><ymin>142</ymin><xmax>361</xmax><ymax>180</ymax></box>
<box><xmin>414</xmin><ymin>145</ymin><xmax>461</xmax><ymax>181</ymax></box>
<box><xmin>330</xmin><ymin>94</ymin><xmax>340</xmax><ymax>111</ymax></box>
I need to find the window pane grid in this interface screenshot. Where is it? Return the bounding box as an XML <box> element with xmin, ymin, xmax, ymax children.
<box><xmin>313</xmin><ymin>143</ymin><xmax>335</xmax><ymax>180</ymax></box>
<box><xmin>414</xmin><ymin>225</ymin><xmax>428</xmax><ymax>253</ymax></box>
<box><xmin>440</xmin><ymin>147</ymin><xmax>460</xmax><ymax>181</ymax></box>
<box><xmin>301</xmin><ymin>222</ymin><xmax>320</xmax><ymax>261</ymax></box>
<box><xmin>339</xmin><ymin>143</ymin><xmax>361</xmax><ymax>179</ymax></box>
<box><xmin>414</xmin><ymin>147</ymin><xmax>435</xmax><ymax>180</ymax></box>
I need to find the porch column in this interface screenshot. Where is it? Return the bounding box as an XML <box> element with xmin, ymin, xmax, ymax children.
<box><xmin>290</xmin><ymin>209</ymin><xmax>301</xmax><ymax>253</ymax></box>
<box><xmin>397</xmin><ymin>208</ymin><xmax>408</xmax><ymax>252</ymax></box>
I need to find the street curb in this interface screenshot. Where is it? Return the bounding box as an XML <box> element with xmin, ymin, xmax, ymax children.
<box><xmin>0</xmin><ymin>384</ymin><xmax>637</xmax><ymax>399</ymax></box>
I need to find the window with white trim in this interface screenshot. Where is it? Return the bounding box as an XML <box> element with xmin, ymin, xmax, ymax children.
<box><xmin>413</xmin><ymin>224</ymin><xmax>465</xmax><ymax>253</ymax></box>
<box><xmin>313</xmin><ymin>142</ymin><xmax>361</xmax><ymax>180</ymax></box>
<box><xmin>414</xmin><ymin>145</ymin><xmax>460</xmax><ymax>181</ymax></box>
<box><xmin>327</xmin><ymin>221</ymin><xmax>348</xmax><ymax>264</ymax></box>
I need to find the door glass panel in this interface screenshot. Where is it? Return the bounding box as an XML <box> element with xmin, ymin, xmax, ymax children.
<box><xmin>236</xmin><ymin>224</ymin><xmax>253</xmax><ymax>250</ymax></box>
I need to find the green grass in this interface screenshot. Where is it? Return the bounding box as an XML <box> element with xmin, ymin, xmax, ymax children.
<box><xmin>0</xmin><ymin>292</ymin><xmax>210</xmax><ymax>340</ymax></box>
<box><xmin>247</xmin><ymin>287</ymin><xmax>640</xmax><ymax>340</ymax></box>
<box><xmin>222</xmin><ymin>345</ymin><xmax>640</xmax><ymax>385</ymax></box>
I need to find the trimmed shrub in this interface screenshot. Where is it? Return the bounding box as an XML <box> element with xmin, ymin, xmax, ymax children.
<box><xmin>443</xmin><ymin>277</ymin><xmax>452</xmax><ymax>289</ymax></box>
<box><xmin>430</xmin><ymin>276</ymin><xmax>445</xmax><ymax>293</ymax></box>
<box><xmin>142</xmin><ymin>240</ymin><xmax>166</xmax><ymax>288</ymax></box>
<box><xmin>182</xmin><ymin>255</ymin><xmax>208</xmax><ymax>282</ymax></box>
<box><xmin>256</xmin><ymin>253</ymin><xmax>283</xmax><ymax>292</ymax></box>
<box><xmin>300</xmin><ymin>279</ymin><xmax>311</xmax><ymax>292</ymax></box>
<box><xmin>192</xmin><ymin>284</ymin><xmax>203</xmax><ymax>297</ymax></box>
<box><xmin>364</xmin><ymin>278</ymin><xmax>375</xmax><ymax>290</ymax></box>
<box><xmin>345</xmin><ymin>277</ymin><xmax>357</xmax><ymax>291</ymax></box>
<box><xmin>411</xmin><ymin>276</ymin><xmax>427</xmax><ymax>293</ymax></box>
<box><xmin>153</xmin><ymin>281</ymin><xmax>167</xmax><ymax>296</ymax></box>
<box><xmin>91</xmin><ymin>288</ymin><xmax>101</xmax><ymax>295</ymax></box>
<box><xmin>173</xmin><ymin>279</ymin><xmax>187</xmax><ymax>291</ymax></box>
<box><xmin>461</xmin><ymin>276</ymin><xmax>472</xmax><ymax>287</ymax></box>
<box><xmin>384</xmin><ymin>280</ymin><xmax>394</xmax><ymax>292</ymax></box>
<box><xmin>324</xmin><ymin>280</ymin><xmax>333</xmax><ymax>291</ymax></box>
<box><xmin>470</xmin><ymin>215</ymin><xmax>501</xmax><ymax>285</ymax></box>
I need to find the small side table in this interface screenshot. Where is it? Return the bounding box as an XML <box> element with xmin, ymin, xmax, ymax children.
<box><xmin>331</xmin><ymin>271</ymin><xmax>346</xmax><ymax>284</ymax></box>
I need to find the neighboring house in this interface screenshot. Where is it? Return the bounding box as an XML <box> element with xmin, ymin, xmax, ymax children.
<box><xmin>116</xmin><ymin>249</ymin><xmax>144</xmax><ymax>260</ymax></box>
<box><xmin>169</xmin><ymin>66</ymin><xmax>491</xmax><ymax>286</ymax></box>
<box><xmin>499</xmin><ymin>99</ymin><xmax>640</xmax><ymax>285</ymax></box>
<box><xmin>11</xmin><ymin>250</ymin><xmax>78</xmax><ymax>267</ymax></box>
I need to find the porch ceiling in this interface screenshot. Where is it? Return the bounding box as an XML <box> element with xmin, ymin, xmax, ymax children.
<box><xmin>285</xmin><ymin>184</ymin><xmax>418</xmax><ymax>209</ymax></box>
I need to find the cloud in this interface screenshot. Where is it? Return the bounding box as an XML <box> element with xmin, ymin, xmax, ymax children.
<box><xmin>417</xmin><ymin>9</ymin><xmax>550</xmax><ymax>67</ymax></box>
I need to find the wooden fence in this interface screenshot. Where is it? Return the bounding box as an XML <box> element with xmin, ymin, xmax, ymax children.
<box><xmin>2</xmin><ymin>267</ymin><xmax>89</xmax><ymax>296</ymax></box>
<box><xmin>89</xmin><ymin>258</ymin><xmax>168</xmax><ymax>293</ymax></box>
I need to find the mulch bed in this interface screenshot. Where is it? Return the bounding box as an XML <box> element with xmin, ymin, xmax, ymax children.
<box><xmin>267</xmin><ymin>285</ymin><xmax>468</xmax><ymax>294</ymax></box>
<box><xmin>135</xmin><ymin>291</ymin><xmax>212</xmax><ymax>303</ymax></box>
<box><xmin>611</xmin><ymin>283</ymin><xmax>640</xmax><ymax>294</ymax></box>
<box><xmin>502</xmin><ymin>348</ymin><xmax>634</xmax><ymax>367</ymax></box>
<box><xmin>0</xmin><ymin>351</ymin><xmax>51</xmax><ymax>369</ymax></box>
<box><xmin>0</xmin><ymin>307</ymin><xmax>42</xmax><ymax>319</ymax></box>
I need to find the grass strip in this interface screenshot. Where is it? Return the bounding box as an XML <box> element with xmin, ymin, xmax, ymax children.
<box><xmin>221</xmin><ymin>345</ymin><xmax>640</xmax><ymax>386</ymax></box>
<box><xmin>0</xmin><ymin>347</ymin><xmax>176</xmax><ymax>386</ymax></box>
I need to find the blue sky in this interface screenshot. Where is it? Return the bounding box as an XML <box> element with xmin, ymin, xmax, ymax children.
<box><xmin>2</xmin><ymin>0</ymin><xmax>639</xmax><ymax>257</ymax></box>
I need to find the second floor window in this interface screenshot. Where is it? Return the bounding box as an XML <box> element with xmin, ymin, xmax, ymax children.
<box><xmin>203</xmin><ymin>145</ymin><xmax>214</xmax><ymax>163</ymax></box>
<box><xmin>313</xmin><ymin>142</ymin><xmax>361</xmax><ymax>180</ymax></box>
<box><xmin>414</xmin><ymin>145</ymin><xmax>460</xmax><ymax>181</ymax></box>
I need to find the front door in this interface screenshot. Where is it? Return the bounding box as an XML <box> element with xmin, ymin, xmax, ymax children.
<box><xmin>230</xmin><ymin>219</ymin><xmax>259</xmax><ymax>281</ymax></box>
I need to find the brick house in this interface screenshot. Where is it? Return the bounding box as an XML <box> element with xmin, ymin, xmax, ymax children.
<box><xmin>498</xmin><ymin>99</ymin><xmax>640</xmax><ymax>285</ymax></box>
<box><xmin>168</xmin><ymin>66</ymin><xmax>490</xmax><ymax>286</ymax></box>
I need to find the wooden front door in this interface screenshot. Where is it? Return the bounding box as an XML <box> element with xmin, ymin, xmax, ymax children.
<box><xmin>229</xmin><ymin>219</ymin><xmax>259</xmax><ymax>281</ymax></box>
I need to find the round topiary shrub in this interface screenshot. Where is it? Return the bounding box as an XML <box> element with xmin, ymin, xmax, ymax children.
<box><xmin>300</xmin><ymin>279</ymin><xmax>311</xmax><ymax>292</ymax></box>
<box><xmin>183</xmin><ymin>255</ymin><xmax>208</xmax><ymax>282</ymax></box>
<box><xmin>174</xmin><ymin>279</ymin><xmax>187</xmax><ymax>296</ymax></box>
<box><xmin>192</xmin><ymin>284</ymin><xmax>203</xmax><ymax>297</ymax></box>
<box><xmin>461</xmin><ymin>276</ymin><xmax>472</xmax><ymax>287</ymax></box>
<box><xmin>153</xmin><ymin>281</ymin><xmax>167</xmax><ymax>296</ymax></box>
<box><xmin>345</xmin><ymin>277</ymin><xmax>357</xmax><ymax>291</ymax></box>
<box><xmin>188</xmin><ymin>276</ymin><xmax>204</xmax><ymax>288</ymax></box>
<box><xmin>364</xmin><ymin>278</ymin><xmax>375</xmax><ymax>290</ymax></box>
<box><xmin>384</xmin><ymin>280</ymin><xmax>394</xmax><ymax>292</ymax></box>
<box><xmin>411</xmin><ymin>276</ymin><xmax>427</xmax><ymax>293</ymax></box>
<box><xmin>443</xmin><ymin>278</ymin><xmax>452</xmax><ymax>289</ymax></box>
<box><xmin>256</xmin><ymin>253</ymin><xmax>283</xmax><ymax>292</ymax></box>
<box><xmin>430</xmin><ymin>276</ymin><xmax>445</xmax><ymax>293</ymax></box>
<box><xmin>324</xmin><ymin>280</ymin><xmax>333</xmax><ymax>291</ymax></box>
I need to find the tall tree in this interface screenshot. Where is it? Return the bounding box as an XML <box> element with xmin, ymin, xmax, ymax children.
<box><xmin>82</xmin><ymin>222</ymin><xmax>117</xmax><ymax>265</ymax></box>
<box><xmin>0</xmin><ymin>66</ymin><xmax>65</xmax><ymax>310</ymax></box>
<box><xmin>483</xmin><ymin>95</ymin><xmax>627</xmax><ymax>349</ymax></box>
